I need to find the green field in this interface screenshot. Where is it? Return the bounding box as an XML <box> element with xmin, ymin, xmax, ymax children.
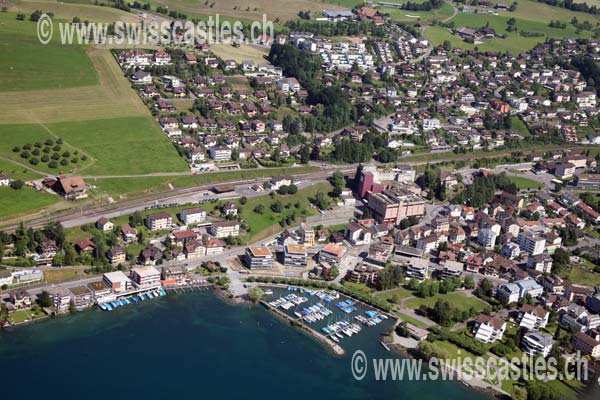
<box><xmin>381</xmin><ymin>1</ymin><xmax>455</xmax><ymax>23</ymax></box>
<box><xmin>373</xmin><ymin>286</ymin><xmax>414</xmax><ymax>303</ymax></box>
<box><xmin>89</xmin><ymin>166</ymin><xmax>320</xmax><ymax>196</ymax></box>
<box><xmin>511</xmin><ymin>116</ymin><xmax>531</xmax><ymax>137</ymax></box>
<box><xmin>0</xmin><ymin>117</ymin><xmax>188</xmax><ymax>176</ymax></box>
<box><xmin>0</xmin><ymin>13</ymin><xmax>98</xmax><ymax>92</ymax></box>
<box><xmin>9</xmin><ymin>0</ymin><xmax>142</xmax><ymax>23</ymax></box>
<box><xmin>426</xmin><ymin>11</ymin><xmax>592</xmax><ymax>53</ymax></box>
<box><xmin>8</xmin><ymin>308</ymin><xmax>46</xmax><ymax>324</ymax></box>
<box><xmin>239</xmin><ymin>182</ymin><xmax>334</xmax><ymax>241</ymax></box>
<box><xmin>507</xmin><ymin>176</ymin><xmax>543</xmax><ymax>190</ymax></box>
<box><xmin>0</xmin><ymin>158</ymin><xmax>44</xmax><ymax>181</ymax></box>
<box><xmin>404</xmin><ymin>291</ymin><xmax>489</xmax><ymax>311</ymax></box>
<box><xmin>0</xmin><ymin>186</ymin><xmax>62</xmax><ymax>219</ymax></box>
<box><xmin>563</xmin><ymin>266</ymin><xmax>600</xmax><ymax>287</ymax></box>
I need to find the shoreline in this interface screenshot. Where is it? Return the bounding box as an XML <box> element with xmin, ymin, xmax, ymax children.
<box><xmin>260</xmin><ymin>299</ymin><xmax>346</xmax><ymax>357</ymax></box>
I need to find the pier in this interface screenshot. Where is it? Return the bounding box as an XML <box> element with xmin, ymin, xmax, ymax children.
<box><xmin>261</xmin><ymin>300</ymin><xmax>345</xmax><ymax>356</ymax></box>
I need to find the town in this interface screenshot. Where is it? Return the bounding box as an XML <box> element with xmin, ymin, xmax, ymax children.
<box><xmin>3</xmin><ymin>1</ymin><xmax>600</xmax><ymax>399</ymax></box>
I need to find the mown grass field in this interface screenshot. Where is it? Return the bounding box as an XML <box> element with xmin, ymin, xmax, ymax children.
<box><xmin>240</xmin><ymin>182</ymin><xmax>334</xmax><ymax>241</ymax></box>
<box><xmin>507</xmin><ymin>176</ymin><xmax>543</xmax><ymax>190</ymax></box>
<box><xmin>0</xmin><ymin>186</ymin><xmax>62</xmax><ymax>219</ymax></box>
<box><xmin>0</xmin><ymin>158</ymin><xmax>44</xmax><ymax>181</ymax></box>
<box><xmin>381</xmin><ymin>0</ymin><xmax>455</xmax><ymax>23</ymax></box>
<box><xmin>8</xmin><ymin>308</ymin><xmax>46</xmax><ymax>324</ymax></box>
<box><xmin>0</xmin><ymin>12</ymin><xmax>97</xmax><ymax>92</ymax></box>
<box><xmin>7</xmin><ymin>0</ymin><xmax>142</xmax><ymax>23</ymax></box>
<box><xmin>563</xmin><ymin>266</ymin><xmax>600</xmax><ymax>287</ymax></box>
<box><xmin>148</xmin><ymin>0</ymin><xmax>343</xmax><ymax>22</ymax></box>
<box><xmin>511</xmin><ymin>116</ymin><xmax>531</xmax><ymax>137</ymax></box>
<box><xmin>0</xmin><ymin>46</ymin><xmax>149</xmax><ymax>124</ymax></box>
<box><xmin>404</xmin><ymin>291</ymin><xmax>489</xmax><ymax>311</ymax></box>
<box><xmin>426</xmin><ymin>12</ymin><xmax>592</xmax><ymax>53</ymax></box>
<box><xmin>0</xmin><ymin>117</ymin><xmax>188</xmax><ymax>176</ymax></box>
<box><xmin>43</xmin><ymin>268</ymin><xmax>88</xmax><ymax>283</ymax></box>
<box><xmin>210</xmin><ymin>43</ymin><xmax>269</xmax><ymax>64</ymax></box>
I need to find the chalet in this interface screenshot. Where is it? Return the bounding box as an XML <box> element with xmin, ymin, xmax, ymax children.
<box><xmin>44</xmin><ymin>175</ymin><xmax>87</xmax><ymax>200</ymax></box>
<box><xmin>96</xmin><ymin>217</ymin><xmax>114</xmax><ymax>232</ymax></box>
<box><xmin>107</xmin><ymin>246</ymin><xmax>126</xmax><ymax>265</ymax></box>
<box><xmin>121</xmin><ymin>224</ymin><xmax>138</xmax><ymax>243</ymax></box>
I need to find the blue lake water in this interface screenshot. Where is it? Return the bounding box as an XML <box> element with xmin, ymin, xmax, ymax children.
<box><xmin>0</xmin><ymin>291</ymin><xmax>492</xmax><ymax>399</ymax></box>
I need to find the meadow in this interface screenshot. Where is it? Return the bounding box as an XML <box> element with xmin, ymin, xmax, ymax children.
<box><xmin>210</xmin><ymin>43</ymin><xmax>269</xmax><ymax>64</ymax></box>
<box><xmin>0</xmin><ymin>13</ymin><xmax>97</xmax><ymax>92</ymax></box>
<box><xmin>404</xmin><ymin>291</ymin><xmax>489</xmax><ymax>311</ymax></box>
<box><xmin>0</xmin><ymin>186</ymin><xmax>62</xmax><ymax>219</ymax></box>
<box><xmin>0</xmin><ymin>117</ymin><xmax>188</xmax><ymax>176</ymax></box>
<box><xmin>7</xmin><ymin>0</ymin><xmax>142</xmax><ymax>23</ymax></box>
<box><xmin>425</xmin><ymin>12</ymin><xmax>592</xmax><ymax>53</ymax></box>
<box><xmin>507</xmin><ymin>176</ymin><xmax>544</xmax><ymax>190</ymax></box>
<box><xmin>381</xmin><ymin>0</ymin><xmax>456</xmax><ymax>23</ymax></box>
<box><xmin>146</xmin><ymin>0</ymin><xmax>343</xmax><ymax>22</ymax></box>
<box><xmin>89</xmin><ymin>165</ymin><xmax>320</xmax><ymax>196</ymax></box>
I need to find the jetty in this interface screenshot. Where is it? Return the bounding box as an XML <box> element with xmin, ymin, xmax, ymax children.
<box><xmin>261</xmin><ymin>300</ymin><xmax>345</xmax><ymax>356</ymax></box>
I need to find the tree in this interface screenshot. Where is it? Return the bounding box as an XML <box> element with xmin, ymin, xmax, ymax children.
<box><xmin>254</xmin><ymin>204</ymin><xmax>265</xmax><ymax>214</ymax></box>
<box><xmin>69</xmin><ymin>300</ymin><xmax>77</xmax><ymax>314</ymax></box>
<box><xmin>299</xmin><ymin>145</ymin><xmax>310</xmax><ymax>164</ymax></box>
<box><xmin>247</xmin><ymin>286</ymin><xmax>265</xmax><ymax>303</ymax></box>
<box><xmin>10</xmin><ymin>180</ymin><xmax>24</xmax><ymax>190</ymax></box>
<box><xmin>271</xmin><ymin>201</ymin><xmax>283</xmax><ymax>213</ymax></box>
<box><xmin>277</xmin><ymin>185</ymin><xmax>289</xmax><ymax>195</ymax></box>
<box><xmin>313</xmin><ymin>191</ymin><xmax>330</xmax><ymax>210</ymax></box>
<box><xmin>239</xmin><ymin>196</ymin><xmax>247</xmax><ymax>205</ymax></box>
<box><xmin>330</xmin><ymin>171</ymin><xmax>345</xmax><ymax>188</ymax></box>
<box><xmin>39</xmin><ymin>291</ymin><xmax>53</xmax><ymax>307</ymax></box>
<box><xmin>129</xmin><ymin>211</ymin><xmax>143</xmax><ymax>227</ymax></box>
<box><xmin>288</xmin><ymin>184</ymin><xmax>298</xmax><ymax>194</ymax></box>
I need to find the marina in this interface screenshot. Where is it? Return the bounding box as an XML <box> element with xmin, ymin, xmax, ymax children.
<box><xmin>266</xmin><ymin>286</ymin><xmax>395</xmax><ymax>346</ymax></box>
<box><xmin>98</xmin><ymin>289</ymin><xmax>167</xmax><ymax>312</ymax></box>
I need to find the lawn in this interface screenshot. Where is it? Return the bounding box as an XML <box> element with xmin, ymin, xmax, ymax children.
<box><xmin>239</xmin><ymin>182</ymin><xmax>334</xmax><ymax>242</ymax></box>
<box><xmin>511</xmin><ymin>116</ymin><xmax>531</xmax><ymax>137</ymax></box>
<box><xmin>211</xmin><ymin>43</ymin><xmax>269</xmax><ymax>64</ymax></box>
<box><xmin>0</xmin><ymin>12</ymin><xmax>98</xmax><ymax>92</ymax></box>
<box><xmin>148</xmin><ymin>0</ymin><xmax>342</xmax><ymax>21</ymax></box>
<box><xmin>0</xmin><ymin>158</ymin><xmax>44</xmax><ymax>181</ymax></box>
<box><xmin>563</xmin><ymin>266</ymin><xmax>600</xmax><ymax>287</ymax></box>
<box><xmin>396</xmin><ymin>312</ymin><xmax>428</xmax><ymax>328</ymax></box>
<box><xmin>374</xmin><ymin>286</ymin><xmax>414</xmax><ymax>303</ymax></box>
<box><xmin>381</xmin><ymin>1</ymin><xmax>455</xmax><ymax>23</ymax></box>
<box><xmin>0</xmin><ymin>46</ymin><xmax>149</xmax><ymax>124</ymax></box>
<box><xmin>0</xmin><ymin>117</ymin><xmax>188</xmax><ymax>176</ymax></box>
<box><xmin>43</xmin><ymin>268</ymin><xmax>89</xmax><ymax>283</ymax></box>
<box><xmin>507</xmin><ymin>176</ymin><xmax>543</xmax><ymax>191</ymax></box>
<box><xmin>0</xmin><ymin>186</ymin><xmax>62</xmax><ymax>219</ymax></box>
<box><xmin>404</xmin><ymin>291</ymin><xmax>489</xmax><ymax>311</ymax></box>
<box><xmin>8</xmin><ymin>308</ymin><xmax>46</xmax><ymax>324</ymax></box>
<box><xmin>8</xmin><ymin>0</ymin><xmax>142</xmax><ymax>23</ymax></box>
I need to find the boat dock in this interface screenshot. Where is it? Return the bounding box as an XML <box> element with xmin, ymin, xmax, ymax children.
<box><xmin>261</xmin><ymin>299</ymin><xmax>345</xmax><ymax>356</ymax></box>
<box><xmin>98</xmin><ymin>288</ymin><xmax>168</xmax><ymax>312</ymax></box>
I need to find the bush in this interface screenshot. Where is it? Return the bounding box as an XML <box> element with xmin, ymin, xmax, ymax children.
<box><xmin>29</xmin><ymin>158</ymin><xmax>39</xmax><ymax>165</ymax></box>
<box><xmin>10</xmin><ymin>180</ymin><xmax>24</xmax><ymax>190</ymax></box>
<box><xmin>48</xmin><ymin>161</ymin><xmax>58</xmax><ymax>168</ymax></box>
<box><xmin>60</xmin><ymin>159</ymin><xmax>69</xmax><ymax>166</ymax></box>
